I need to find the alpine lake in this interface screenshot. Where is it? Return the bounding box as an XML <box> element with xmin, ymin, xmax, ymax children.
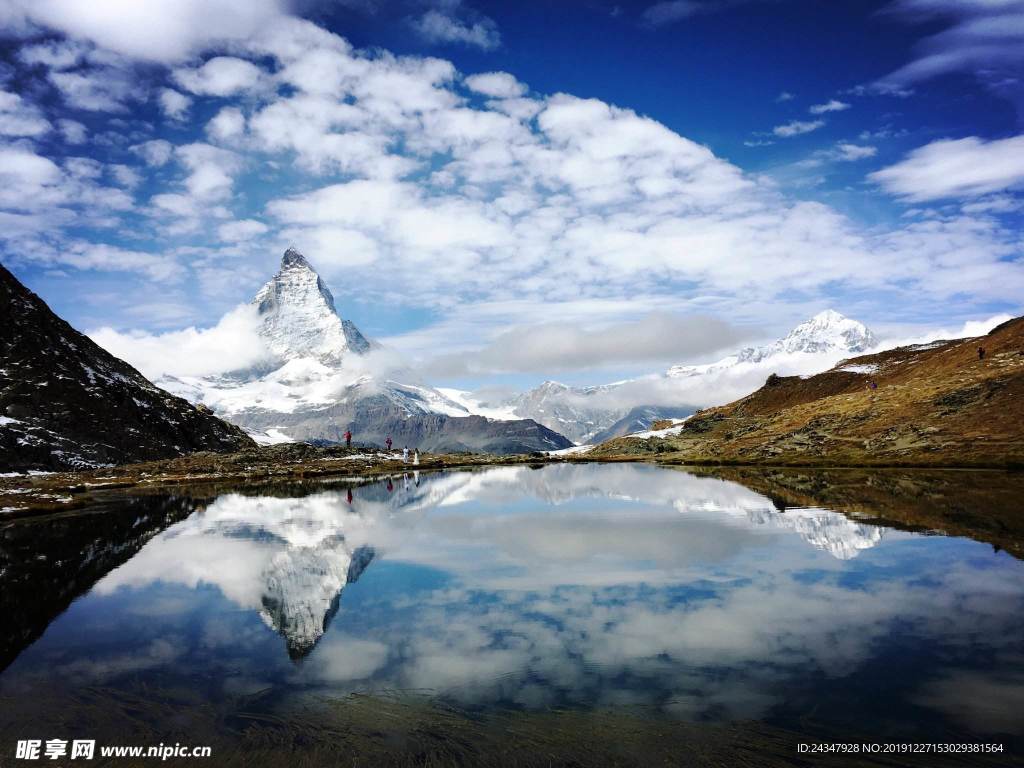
<box><xmin>2</xmin><ymin>462</ymin><xmax>1023</xmax><ymax>767</ymax></box>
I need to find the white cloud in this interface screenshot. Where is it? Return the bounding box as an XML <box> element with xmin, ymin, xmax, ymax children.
<box><xmin>49</xmin><ymin>67</ymin><xmax>138</xmax><ymax>111</ymax></box>
<box><xmin>131</xmin><ymin>139</ymin><xmax>174</xmax><ymax>167</ymax></box>
<box><xmin>775</xmin><ymin>91</ymin><xmax>794</xmax><ymax>102</ymax></box>
<box><xmin>3</xmin><ymin>0</ymin><xmax>288</xmax><ymax>63</ymax></box>
<box><xmin>206</xmin><ymin>106</ymin><xmax>246</xmax><ymax>142</ymax></box>
<box><xmin>59</xmin><ymin>242</ymin><xmax>182</xmax><ymax>281</ymax></box>
<box><xmin>56</xmin><ymin>118</ymin><xmax>87</xmax><ymax>144</ymax></box>
<box><xmin>17</xmin><ymin>39</ymin><xmax>89</xmax><ymax>69</ymax></box>
<box><xmin>109</xmin><ymin>164</ymin><xmax>142</xmax><ymax>188</ymax></box>
<box><xmin>834</xmin><ymin>143</ymin><xmax>877</xmax><ymax>161</ymax></box>
<box><xmin>773</xmin><ymin>119</ymin><xmax>826</xmax><ymax>137</ymax></box>
<box><xmin>0</xmin><ymin>88</ymin><xmax>51</xmax><ymax>137</ymax></box>
<box><xmin>809</xmin><ymin>99</ymin><xmax>850</xmax><ymax>114</ymax></box>
<box><xmin>175</xmin><ymin>142</ymin><xmax>241</xmax><ymax>201</ymax></box>
<box><xmin>869</xmin><ymin>135</ymin><xmax>1024</xmax><ymax>201</ymax></box>
<box><xmin>875</xmin><ymin>313</ymin><xmax>1014</xmax><ymax>350</ymax></box>
<box><xmin>1</xmin><ymin>12</ymin><xmax>1020</xmax><ymax>371</ymax></box>
<box><xmin>411</xmin><ymin>5</ymin><xmax>501</xmax><ymax>50</ymax></box>
<box><xmin>0</xmin><ymin>145</ymin><xmax>63</xmax><ymax>208</ymax></box>
<box><xmin>464</xmin><ymin>71</ymin><xmax>527</xmax><ymax>99</ymax></box>
<box><xmin>158</xmin><ymin>88</ymin><xmax>191</xmax><ymax>120</ymax></box>
<box><xmin>425</xmin><ymin>314</ymin><xmax>743</xmax><ymax>376</ymax></box>
<box><xmin>876</xmin><ymin>0</ymin><xmax>1024</xmax><ymax>93</ymax></box>
<box><xmin>89</xmin><ymin>303</ymin><xmax>271</xmax><ymax>378</ymax></box>
<box><xmin>218</xmin><ymin>218</ymin><xmax>268</xmax><ymax>242</ymax></box>
<box><xmin>173</xmin><ymin>56</ymin><xmax>265</xmax><ymax>96</ymax></box>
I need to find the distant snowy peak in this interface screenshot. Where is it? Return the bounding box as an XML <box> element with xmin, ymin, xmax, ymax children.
<box><xmin>252</xmin><ymin>247</ymin><xmax>372</xmax><ymax>365</ymax></box>
<box><xmin>766</xmin><ymin>309</ymin><xmax>875</xmax><ymax>358</ymax></box>
<box><xmin>668</xmin><ymin>310</ymin><xmax>875</xmax><ymax>376</ymax></box>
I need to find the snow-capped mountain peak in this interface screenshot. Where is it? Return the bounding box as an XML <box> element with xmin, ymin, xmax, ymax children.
<box><xmin>774</xmin><ymin>309</ymin><xmax>875</xmax><ymax>356</ymax></box>
<box><xmin>252</xmin><ymin>248</ymin><xmax>371</xmax><ymax>365</ymax></box>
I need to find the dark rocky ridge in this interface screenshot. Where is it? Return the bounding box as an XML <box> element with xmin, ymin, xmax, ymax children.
<box><xmin>236</xmin><ymin>395</ymin><xmax>573</xmax><ymax>454</ymax></box>
<box><xmin>0</xmin><ymin>263</ymin><xmax>255</xmax><ymax>471</ymax></box>
<box><xmin>589</xmin><ymin>405</ymin><xmax>696</xmax><ymax>443</ymax></box>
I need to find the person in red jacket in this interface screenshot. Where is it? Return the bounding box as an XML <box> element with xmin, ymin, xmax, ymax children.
<box><xmin>344</xmin><ymin>429</ymin><xmax>352</xmax><ymax>448</ymax></box>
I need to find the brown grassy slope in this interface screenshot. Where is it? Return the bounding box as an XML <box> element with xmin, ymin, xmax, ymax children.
<box><xmin>591</xmin><ymin>316</ymin><xmax>1024</xmax><ymax>467</ymax></box>
<box><xmin>690</xmin><ymin>465</ymin><xmax>1024</xmax><ymax>559</ymax></box>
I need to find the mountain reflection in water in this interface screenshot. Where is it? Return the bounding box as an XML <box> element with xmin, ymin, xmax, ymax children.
<box><xmin>1</xmin><ymin>463</ymin><xmax>1023</xmax><ymax>760</ymax></box>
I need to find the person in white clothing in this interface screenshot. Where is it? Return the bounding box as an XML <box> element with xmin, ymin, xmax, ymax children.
<box><xmin>402</xmin><ymin>446</ymin><xmax>409</xmax><ymax>463</ymax></box>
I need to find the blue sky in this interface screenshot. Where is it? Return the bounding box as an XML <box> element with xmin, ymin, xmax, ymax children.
<box><xmin>1</xmin><ymin>0</ymin><xmax>1022</xmax><ymax>389</ymax></box>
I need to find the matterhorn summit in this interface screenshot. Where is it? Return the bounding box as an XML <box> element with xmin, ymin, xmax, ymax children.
<box><xmin>157</xmin><ymin>248</ymin><xmax>572</xmax><ymax>453</ymax></box>
<box><xmin>253</xmin><ymin>248</ymin><xmax>371</xmax><ymax>365</ymax></box>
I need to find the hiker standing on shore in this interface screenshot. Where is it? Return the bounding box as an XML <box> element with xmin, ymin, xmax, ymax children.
<box><xmin>344</xmin><ymin>429</ymin><xmax>352</xmax><ymax>448</ymax></box>
<box><xmin>385</xmin><ymin>436</ymin><xmax>392</xmax><ymax>451</ymax></box>
<box><xmin>402</xmin><ymin>446</ymin><xmax>409</xmax><ymax>463</ymax></box>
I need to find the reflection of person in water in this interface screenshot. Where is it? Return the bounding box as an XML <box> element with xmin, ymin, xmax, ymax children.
<box><xmin>403</xmin><ymin>473</ymin><xmax>409</xmax><ymax>491</ymax></box>
<box><xmin>346</xmin><ymin>487</ymin><xmax>353</xmax><ymax>504</ymax></box>
<box><xmin>414</xmin><ymin>470</ymin><xmax>420</xmax><ymax>486</ymax></box>
<box><xmin>386</xmin><ymin>476</ymin><xmax>394</xmax><ymax>493</ymax></box>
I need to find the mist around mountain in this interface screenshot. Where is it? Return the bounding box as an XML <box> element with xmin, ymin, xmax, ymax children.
<box><xmin>592</xmin><ymin>315</ymin><xmax>1024</xmax><ymax>468</ymax></box>
<box><xmin>454</xmin><ymin>310</ymin><xmax>882</xmax><ymax>444</ymax></box>
<box><xmin>149</xmin><ymin>249</ymin><xmax>571</xmax><ymax>454</ymax></box>
<box><xmin>0</xmin><ymin>264</ymin><xmax>254</xmax><ymax>472</ymax></box>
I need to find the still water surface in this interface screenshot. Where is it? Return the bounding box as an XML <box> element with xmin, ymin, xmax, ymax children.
<box><xmin>1</xmin><ymin>463</ymin><xmax>1023</xmax><ymax>764</ymax></box>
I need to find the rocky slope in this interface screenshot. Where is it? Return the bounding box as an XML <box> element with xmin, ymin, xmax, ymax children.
<box><xmin>0</xmin><ymin>264</ymin><xmax>254</xmax><ymax>472</ymax></box>
<box><xmin>591</xmin><ymin>315</ymin><xmax>1024</xmax><ymax>467</ymax></box>
<box><xmin>157</xmin><ymin>249</ymin><xmax>571</xmax><ymax>455</ymax></box>
<box><xmin>588</xmin><ymin>405</ymin><xmax>696</xmax><ymax>444</ymax></box>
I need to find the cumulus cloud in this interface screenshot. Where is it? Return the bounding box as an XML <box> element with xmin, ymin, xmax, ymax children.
<box><xmin>0</xmin><ymin>88</ymin><xmax>51</xmax><ymax>137</ymax></box>
<box><xmin>874</xmin><ymin>313</ymin><xmax>1014</xmax><ymax>350</ymax></box>
<box><xmin>56</xmin><ymin>118</ymin><xmax>87</xmax><ymax>144</ymax></box>
<box><xmin>175</xmin><ymin>142</ymin><xmax>242</xmax><ymax>200</ymax></box>
<box><xmin>809</xmin><ymin>99</ymin><xmax>850</xmax><ymax>114</ymax></box>
<box><xmin>89</xmin><ymin>303</ymin><xmax>271</xmax><ymax>379</ymax></box>
<box><xmin>206</xmin><ymin>106</ymin><xmax>246</xmax><ymax>142</ymax></box>
<box><xmin>773</xmin><ymin>119</ymin><xmax>825</xmax><ymax>137</ymax></box>
<box><xmin>424</xmin><ymin>314</ymin><xmax>743</xmax><ymax>376</ymax></box>
<box><xmin>410</xmin><ymin>3</ymin><xmax>501</xmax><ymax>50</ymax></box>
<box><xmin>464</xmin><ymin>71</ymin><xmax>527</xmax><ymax>98</ymax></box>
<box><xmin>2</xmin><ymin>0</ymin><xmax>288</xmax><ymax>63</ymax></box>
<box><xmin>833</xmin><ymin>142</ymin><xmax>877</xmax><ymax>161</ymax></box>
<box><xmin>59</xmin><ymin>242</ymin><xmax>182</xmax><ymax>281</ymax></box>
<box><xmin>173</xmin><ymin>56</ymin><xmax>265</xmax><ymax>96</ymax></box>
<box><xmin>49</xmin><ymin>67</ymin><xmax>139</xmax><ymax>111</ymax></box>
<box><xmin>131</xmin><ymin>139</ymin><xmax>174</xmax><ymax>167</ymax></box>
<box><xmin>158</xmin><ymin>88</ymin><xmax>191</xmax><ymax>120</ymax></box>
<box><xmin>0</xmin><ymin>10</ymin><xmax>1020</xmax><ymax>368</ymax></box>
<box><xmin>218</xmin><ymin>218</ymin><xmax>269</xmax><ymax>242</ymax></box>
<box><xmin>869</xmin><ymin>135</ymin><xmax>1024</xmax><ymax>201</ymax></box>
